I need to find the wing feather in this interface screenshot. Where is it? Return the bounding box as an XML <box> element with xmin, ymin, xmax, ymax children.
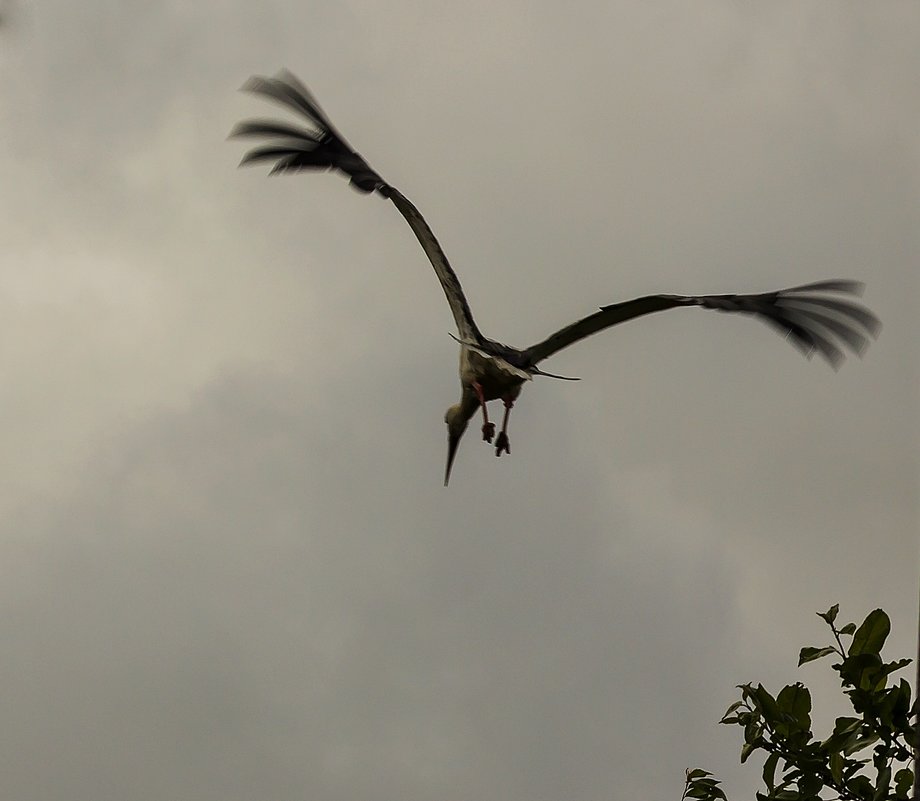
<box><xmin>386</xmin><ymin>189</ymin><xmax>482</xmax><ymax>343</ymax></box>
<box><xmin>522</xmin><ymin>283</ymin><xmax>879</xmax><ymax>370</ymax></box>
<box><xmin>233</xmin><ymin>70</ymin><xmax>482</xmax><ymax>342</ymax></box>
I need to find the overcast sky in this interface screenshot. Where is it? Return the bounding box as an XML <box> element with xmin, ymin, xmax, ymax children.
<box><xmin>0</xmin><ymin>2</ymin><xmax>917</xmax><ymax>800</ymax></box>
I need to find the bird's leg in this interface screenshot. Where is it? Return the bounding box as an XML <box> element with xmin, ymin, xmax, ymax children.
<box><xmin>473</xmin><ymin>381</ymin><xmax>494</xmax><ymax>442</ymax></box>
<box><xmin>494</xmin><ymin>397</ymin><xmax>513</xmax><ymax>456</ymax></box>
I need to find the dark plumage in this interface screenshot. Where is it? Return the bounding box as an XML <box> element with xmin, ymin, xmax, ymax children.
<box><xmin>232</xmin><ymin>70</ymin><xmax>881</xmax><ymax>485</ymax></box>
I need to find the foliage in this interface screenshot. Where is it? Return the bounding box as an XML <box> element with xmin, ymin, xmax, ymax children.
<box><xmin>685</xmin><ymin>605</ymin><xmax>918</xmax><ymax>801</ymax></box>
<box><xmin>682</xmin><ymin>769</ymin><xmax>726</xmax><ymax>801</ymax></box>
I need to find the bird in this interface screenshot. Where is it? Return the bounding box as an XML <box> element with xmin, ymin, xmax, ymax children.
<box><xmin>231</xmin><ymin>70</ymin><xmax>880</xmax><ymax>486</ymax></box>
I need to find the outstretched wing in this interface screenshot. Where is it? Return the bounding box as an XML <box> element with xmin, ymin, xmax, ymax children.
<box><xmin>522</xmin><ymin>280</ymin><xmax>880</xmax><ymax>370</ymax></box>
<box><xmin>231</xmin><ymin>70</ymin><xmax>483</xmax><ymax>344</ymax></box>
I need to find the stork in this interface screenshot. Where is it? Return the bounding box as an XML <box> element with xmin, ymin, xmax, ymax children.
<box><xmin>231</xmin><ymin>70</ymin><xmax>880</xmax><ymax>485</ymax></box>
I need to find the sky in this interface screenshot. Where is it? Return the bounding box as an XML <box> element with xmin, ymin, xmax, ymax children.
<box><xmin>0</xmin><ymin>2</ymin><xmax>917</xmax><ymax>800</ymax></box>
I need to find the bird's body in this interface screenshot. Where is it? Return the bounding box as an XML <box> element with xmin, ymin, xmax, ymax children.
<box><xmin>460</xmin><ymin>347</ymin><xmax>528</xmax><ymax>400</ymax></box>
<box><xmin>232</xmin><ymin>70</ymin><xmax>880</xmax><ymax>485</ymax></box>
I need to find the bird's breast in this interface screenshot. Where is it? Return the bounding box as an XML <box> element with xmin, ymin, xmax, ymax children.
<box><xmin>459</xmin><ymin>347</ymin><xmax>529</xmax><ymax>401</ymax></box>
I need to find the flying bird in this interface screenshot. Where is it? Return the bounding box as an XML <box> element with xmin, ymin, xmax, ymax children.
<box><xmin>231</xmin><ymin>70</ymin><xmax>880</xmax><ymax>486</ymax></box>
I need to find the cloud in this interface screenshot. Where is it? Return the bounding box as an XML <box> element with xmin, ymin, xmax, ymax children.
<box><xmin>0</xmin><ymin>2</ymin><xmax>916</xmax><ymax>799</ymax></box>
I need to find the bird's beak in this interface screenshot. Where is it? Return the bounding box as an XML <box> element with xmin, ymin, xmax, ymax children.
<box><xmin>444</xmin><ymin>427</ymin><xmax>464</xmax><ymax>486</ymax></box>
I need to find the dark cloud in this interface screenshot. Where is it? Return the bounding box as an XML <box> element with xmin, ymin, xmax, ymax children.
<box><xmin>0</xmin><ymin>3</ymin><xmax>916</xmax><ymax>800</ymax></box>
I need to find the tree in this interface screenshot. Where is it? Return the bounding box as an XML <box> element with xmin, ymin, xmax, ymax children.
<box><xmin>683</xmin><ymin>605</ymin><xmax>918</xmax><ymax>801</ymax></box>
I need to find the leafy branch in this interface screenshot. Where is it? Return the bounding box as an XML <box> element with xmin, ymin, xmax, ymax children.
<box><xmin>686</xmin><ymin>605</ymin><xmax>918</xmax><ymax>801</ymax></box>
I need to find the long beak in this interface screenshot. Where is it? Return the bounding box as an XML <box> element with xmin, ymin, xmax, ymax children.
<box><xmin>444</xmin><ymin>428</ymin><xmax>464</xmax><ymax>486</ymax></box>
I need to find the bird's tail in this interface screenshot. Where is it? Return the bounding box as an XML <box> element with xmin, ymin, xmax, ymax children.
<box><xmin>230</xmin><ymin>69</ymin><xmax>390</xmax><ymax>196</ymax></box>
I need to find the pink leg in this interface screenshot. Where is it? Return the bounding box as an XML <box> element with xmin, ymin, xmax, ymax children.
<box><xmin>494</xmin><ymin>397</ymin><xmax>513</xmax><ymax>456</ymax></box>
<box><xmin>473</xmin><ymin>382</ymin><xmax>494</xmax><ymax>443</ymax></box>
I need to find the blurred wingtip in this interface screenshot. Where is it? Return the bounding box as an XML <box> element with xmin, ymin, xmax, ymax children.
<box><xmin>239</xmin><ymin>74</ymin><xmax>265</xmax><ymax>94</ymax></box>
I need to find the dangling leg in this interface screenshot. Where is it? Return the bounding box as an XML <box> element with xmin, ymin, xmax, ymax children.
<box><xmin>495</xmin><ymin>396</ymin><xmax>513</xmax><ymax>456</ymax></box>
<box><xmin>473</xmin><ymin>381</ymin><xmax>494</xmax><ymax>442</ymax></box>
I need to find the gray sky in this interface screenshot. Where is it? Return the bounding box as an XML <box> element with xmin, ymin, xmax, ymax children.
<box><xmin>1</xmin><ymin>2</ymin><xmax>917</xmax><ymax>800</ymax></box>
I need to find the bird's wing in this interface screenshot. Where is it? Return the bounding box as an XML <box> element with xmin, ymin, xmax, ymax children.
<box><xmin>383</xmin><ymin>188</ymin><xmax>483</xmax><ymax>345</ymax></box>
<box><xmin>231</xmin><ymin>69</ymin><xmax>483</xmax><ymax>344</ymax></box>
<box><xmin>522</xmin><ymin>280</ymin><xmax>880</xmax><ymax>371</ymax></box>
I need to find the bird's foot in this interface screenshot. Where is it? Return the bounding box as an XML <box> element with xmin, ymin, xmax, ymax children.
<box><xmin>495</xmin><ymin>431</ymin><xmax>510</xmax><ymax>456</ymax></box>
<box><xmin>481</xmin><ymin>422</ymin><xmax>495</xmax><ymax>443</ymax></box>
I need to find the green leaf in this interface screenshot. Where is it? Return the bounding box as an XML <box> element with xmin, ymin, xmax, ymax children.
<box><xmin>762</xmin><ymin>752</ymin><xmax>779</xmax><ymax>790</ymax></box>
<box><xmin>753</xmin><ymin>684</ymin><xmax>781</xmax><ymax>723</ymax></box>
<box><xmin>687</xmin><ymin>769</ymin><xmax>712</xmax><ymax>780</ymax></box>
<box><xmin>820</xmin><ymin>717</ymin><xmax>862</xmax><ymax>752</ymax></box>
<box><xmin>875</xmin><ymin>657</ymin><xmax>913</xmax><ymax>690</ymax></box>
<box><xmin>721</xmin><ymin>701</ymin><xmax>746</xmax><ymax>724</ymax></box>
<box><xmin>744</xmin><ymin>716</ymin><xmax>763</xmax><ymax>745</ymax></box>
<box><xmin>894</xmin><ymin>677</ymin><xmax>912</xmax><ymax>718</ymax></box>
<box><xmin>844</xmin><ymin>732</ymin><xmax>879</xmax><ymax>756</ymax></box>
<box><xmin>874</xmin><ymin>766</ymin><xmax>891</xmax><ymax>801</ymax></box>
<box><xmin>849</xmin><ymin>609</ymin><xmax>890</xmax><ymax>658</ymax></box>
<box><xmin>846</xmin><ymin>775</ymin><xmax>873</xmax><ymax>800</ymax></box>
<box><xmin>838</xmin><ymin>652</ymin><xmax>883</xmax><ymax>690</ymax></box>
<box><xmin>839</xmin><ymin>623</ymin><xmax>857</xmax><ymax>636</ymax></box>
<box><xmin>887</xmin><ymin>658</ymin><xmax>913</xmax><ymax>675</ymax></box>
<box><xmin>722</xmin><ymin>701</ymin><xmax>743</xmax><ymax>718</ymax></box>
<box><xmin>829</xmin><ymin>751</ymin><xmax>844</xmax><ymax>785</ymax></box>
<box><xmin>818</xmin><ymin>604</ymin><xmax>839</xmax><ymax>624</ymax></box>
<box><xmin>877</xmin><ymin>683</ymin><xmax>907</xmax><ymax>727</ymax></box>
<box><xmin>799</xmin><ymin>772</ymin><xmax>824</xmax><ymax>798</ymax></box>
<box><xmin>740</xmin><ymin>741</ymin><xmax>757</xmax><ymax>763</ymax></box>
<box><xmin>894</xmin><ymin>768</ymin><xmax>913</xmax><ymax>799</ymax></box>
<box><xmin>686</xmin><ymin>783</ymin><xmax>725</xmax><ymax>801</ymax></box>
<box><xmin>798</xmin><ymin>646</ymin><xmax>837</xmax><ymax>666</ymax></box>
<box><xmin>777</xmin><ymin>683</ymin><xmax>812</xmax><ymax>731</ymax></box>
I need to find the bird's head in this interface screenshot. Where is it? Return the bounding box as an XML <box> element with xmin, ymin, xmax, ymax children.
<box><xmin>444</xmin><ymin>403</ymin><xmax>471</xmax><ymax>486</ymax></box>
